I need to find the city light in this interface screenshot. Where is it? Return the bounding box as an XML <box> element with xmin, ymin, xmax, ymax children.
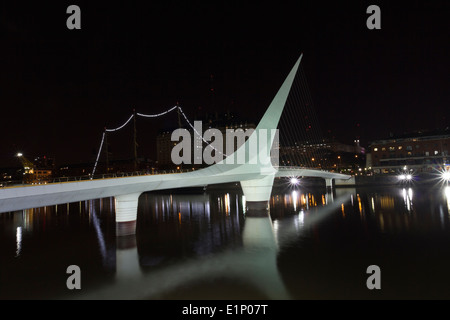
<box><xmin>17</xmin><ymin>153</ymin><xmax>23</xmax><ymax>157</ymax></box>
<box><xmin>398</xmin><ymin>174</ymin><xmax>413</xmax><ymax>181</ymax></box>
<box><xmin>435</xmin><ymin>167</ymin><xmax>450</xmax><ymax>186</ymax></box>
<box><xmin>290</xmin><ymin>177</ymin><xmax>300</xmax><ymax>185</ymax></box>
<box><xmin>443</xmin><ymin>171</ymin><xmax>450</xmax><ymax>182</ymax></box>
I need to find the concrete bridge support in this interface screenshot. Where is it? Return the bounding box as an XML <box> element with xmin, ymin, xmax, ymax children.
<box><xmin>115</xmin><ymin>192</ymin><xmax>141</xmax><ymax>236</ymax></box>
<box><xmin>240</xmin><ymin>174</ymin><xmax>275</xmax><ymax>211</ymax></box>
<box><xmin>325</xmin><ymin>178</ymin><xmax>333</xmax><ymax>190</ymax></box>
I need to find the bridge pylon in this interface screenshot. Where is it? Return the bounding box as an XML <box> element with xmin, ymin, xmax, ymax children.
<box><xmin>237</xmin><ymin>54</ymin><xmax>303</xmax><ymax>210</ymax></box>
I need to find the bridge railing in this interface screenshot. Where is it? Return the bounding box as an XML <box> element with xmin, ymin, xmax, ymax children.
<box><xmin>0</xmin><ymin>169</ymin><xmax>197</xmax><ymax>189</ymax></box>
<box><xmin>276</xmin><ymin>166</ymin><xmax>339</xmax><ymax>172</ymax></box>
<box><xmin>0</xmin><ymin>166</ymin><xmax>343</xmax><ymax>189</ymax></box>
<box><xmin>276</xmin><ymin>166</ymin><xmax>308</xmax><ymax>170</ymax></box>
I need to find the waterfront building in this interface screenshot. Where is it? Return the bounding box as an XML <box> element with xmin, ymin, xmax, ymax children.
<box><xmin>367</xmin><ymin>129</ymin><xmax>450</xmax><ymax>174</ymax></box>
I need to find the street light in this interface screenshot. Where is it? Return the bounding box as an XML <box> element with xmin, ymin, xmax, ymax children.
<box><xmin>17</xmin><ymin>153</ymin><xmax>23</xmax><ymax>157</ymax></box>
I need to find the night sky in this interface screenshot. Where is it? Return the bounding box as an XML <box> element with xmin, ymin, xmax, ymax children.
<box><xmin>1</xmin><ymin>1</ymin><xmax>449</xmax><ymax>167</ymax></box>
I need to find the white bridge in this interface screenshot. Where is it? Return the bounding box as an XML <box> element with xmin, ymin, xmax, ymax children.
<box><xmin>0</xmin><ymin>54</ymin><xmax>350</xmax><ymax>235</ymax></box>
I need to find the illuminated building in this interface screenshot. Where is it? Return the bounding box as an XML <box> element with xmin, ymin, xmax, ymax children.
<box><xmin>368</xmin><ymin>129</ymin><xmax>450</xmax><ymax>174</ymax></box>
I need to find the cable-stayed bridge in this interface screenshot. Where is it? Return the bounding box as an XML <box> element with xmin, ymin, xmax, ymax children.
<box><xmin>0</xmin><ymin>54</ymin><xmax>351</xmax><ymax>235</ymax></box>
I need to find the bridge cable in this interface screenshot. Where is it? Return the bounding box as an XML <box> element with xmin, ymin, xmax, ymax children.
<box><xmin>299</xmin><ymin>65</ymin><xmax>331</xmax><ymax>170</ymax></box>
<box><xmin>136</xmin><ymin>105</ymin><xmax>179</xmax><ymax>118</ymax></box>
<box><xmin>105</xmin><ymin>114</ymin><xmax>135</xmax><ymax>132</ymax></box>
<box><xmin>91</xmin><ymin>106</ymin><xmax>180</xmax><ymax>176</ymax></box>
<box><xmin>177</xmin><ymin>107</ymin><xmax>226</xmax><ymax>157</ymax></box>
<box><xmin>296</xmin><ymin>65</ymin><xmax>326</xmax><ymax>169</ymax></box>
<box><xmin>279</xmin><ymin>67</ymin><xmax>314</xmax><ymax>169</ymax></box>
<box><xmin>91</xmin><ymin>132</ymin><xmax>106</xmax><ymax>176</ymax></box>
<box><xmin>277</xmin><ymin>64</ymin><xmax>329</xmax><ymax>173</ymax></box>
<box><xmin>91</xmin><ymin>105</ymin><xmax>227</xmax><ymax>176</ymax></box>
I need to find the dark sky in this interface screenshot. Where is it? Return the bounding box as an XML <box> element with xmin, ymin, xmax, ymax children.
<box><xmin>1</xmin><ymin>1</ymin><xmax>449</xmax><ymax>167</ymax></box>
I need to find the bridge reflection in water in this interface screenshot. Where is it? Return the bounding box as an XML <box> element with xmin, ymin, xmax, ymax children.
<box><xmin>2</xmin><ymin>187</ymin><xmax>352</xmax><ymax>299</ymax></box>
<box><xmin>62</xmin><ymin>187</ymin><xmax>350</xmax><ymax>300</ymax></box>
<box><xmin>5</xmin><ymin>185</ymin><xmax>450</xmax><ymax>299</ymax></box>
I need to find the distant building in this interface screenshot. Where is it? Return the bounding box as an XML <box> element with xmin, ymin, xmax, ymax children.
<box><xmin>13</xmin><ymin>154</ymin><xmax>55</xmax><ymax>184</ymax></box>
<box><xmin>156</xmin><ymin>112</ymin><xmax>256</xmax><ymax>169</ymax></box>
<box><xmin>33</xmin><ymin>169</ymin><xmax>53</xmax><ymax>183</ymax></box>
<box><xmin>368</xmin><ymin>129</ymin><xmax>450</xmax><ymax>173</ymax></box>
<box><xmin>279</xmin><ymin>139</ymin><xmax>365</xmax><ymax>173</ymax></box>
<box><xmin>33</xmin><ymin>155</ymin><xmax>54</xmax><ymax>183</ymax></box>
<box><xmin>0</xmin><ymin>167</ymin><xmax>21</xmax><ymax>186</ymax></box>
<box><xmin>156</xmin><ymin>132</ymin><xmax>177</xmax><ymax>168</ymax></box>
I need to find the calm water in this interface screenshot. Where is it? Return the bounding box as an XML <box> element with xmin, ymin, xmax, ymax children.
<box><xmin>1</xmin><ymin>184</ymin><xmax>450</xmax><ymax>299</ymax></box>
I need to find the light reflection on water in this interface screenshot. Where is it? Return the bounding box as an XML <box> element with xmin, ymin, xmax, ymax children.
<box><xmin>1</xmin><ymin>185</ymin><xmax>450</xmax><ymax>299</ymax></box>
